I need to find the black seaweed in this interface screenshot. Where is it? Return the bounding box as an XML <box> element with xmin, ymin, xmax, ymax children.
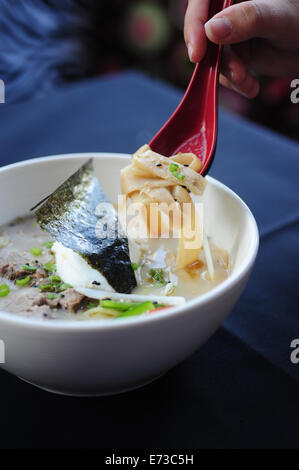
<box><xmin>32</xmin><ymin>159</ymin><xmax>136</xmax><ymax>293</ymax></box>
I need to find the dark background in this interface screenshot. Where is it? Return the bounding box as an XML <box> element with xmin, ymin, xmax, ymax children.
<box><xmin>0</xmin><ymin>69</ymin><xmax>298</xmax><ymax>450</ymax></box>
<box><xmin>0</xmin><ymin>0</ymin><xmax>298</xmax><ymax>141</ymax></box>
<box><xmin>0</xmin><ymin>1</ymin><xmax>299</xmax><ymax>449</ymax></box>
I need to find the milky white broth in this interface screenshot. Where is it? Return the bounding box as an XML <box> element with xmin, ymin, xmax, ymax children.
<box><xmin>0</xmin><ymin>216</ymin><xmax>229</xmax><ymax>320</ymax></box>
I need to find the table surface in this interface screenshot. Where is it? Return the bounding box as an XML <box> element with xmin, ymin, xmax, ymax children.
<box><xmin>0</xmin><ymin>71</ymin><xmax>299</xmax><ymax>449</ymax></box>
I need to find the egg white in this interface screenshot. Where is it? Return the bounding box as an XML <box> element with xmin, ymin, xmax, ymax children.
<box><xmin>52</xmin><ymin>242</ymin><xmax>115</xmax><ymax>292</ymax></box>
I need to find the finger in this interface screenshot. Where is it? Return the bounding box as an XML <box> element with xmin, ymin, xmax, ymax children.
<box><xmin>220</xmin><ymin>72</ymin><xmax>260</xmax><ymax>98</ymax></box>
<box><xmin>205</xmin><ymin>0</ymin><xmax>293</xmax><ymax>45</ymax></box>
<box><xmin>184</xmin><ymin>0</ymin><xmax>210</xmax><ymax>62</ymax></box>
<box><xmin>220</xmin><ymin>46</ymin><xmax>260</xmax><ymax>98</ymax></box>
<box><xmin>220</xmin><ymin>74</ymin><xmax>235</xmax><ymax>91</ymax></box>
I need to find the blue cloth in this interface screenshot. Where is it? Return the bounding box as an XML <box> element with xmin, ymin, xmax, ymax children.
<box><xmin>0</xmin><ymin>0</ymin><xmax>105</xmax><ymax>103</ymax></box>
<box><xmin>0</xmin><ymin>72</ymin><xmax>299</xmax><ymax>449</ymax></box>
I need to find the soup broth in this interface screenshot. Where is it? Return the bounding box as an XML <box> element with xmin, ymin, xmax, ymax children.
<box><xmin>0</xmin><ymin>216</ymin><xmax>229</xmax><ymax>320</ymax></box>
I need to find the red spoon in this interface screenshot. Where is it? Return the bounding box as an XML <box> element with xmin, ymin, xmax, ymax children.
<box><xmin>150</xmin><ymin>0</ymin><xmax>232</xmax><ymax>176</ymax></box>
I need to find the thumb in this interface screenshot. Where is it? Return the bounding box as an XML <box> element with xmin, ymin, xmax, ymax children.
<box><xmin>205</xmin><ymin>0</ymin><xmax>292</xmax><ymax>45</ymax></box>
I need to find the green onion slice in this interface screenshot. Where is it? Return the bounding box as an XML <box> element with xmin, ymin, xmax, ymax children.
<box><xmin>117</xmin><ymin>301</ymin><xmax>155</xmax><ymax>318</ymax></box>
<box><xmin>0</xmin><ymin>284</ymin><xmax>10</xmax><ymax>297</ymax></box>
<box><xmin>22</xmin><ymin>264</ymin><xmax>37</xmax><ymax>272</ymax></box>
<box><xmin>38</xmin><ymin>284</ymin><xmax>55</xmax><ymax>292</ymax></box>
<box><xmin>46</xmin><ymin>293</ymin><xmax>60</xmax><ymax>300</ymax></box>
<box><xmin>44</xmin><ymin>262</ymin><xmax>57</xmax><ymax>273</ymax></box>
<box><xmin>169</xmin><ymin>162</ymin><xmax>185</xmax><ymax>181</ymax></box>
<box><xmin>149</xmin><ymin>268</ymin><xmax>167</xmax><ymax>286</ymax></box>
<box><xmin>43</xmin><ymin>241</ymin><xmax>54</xmax><ymax>249</ymax></box>
<box><xmin>57</xmin><ymin>282</ymin><xmax>72</xmax><ymax>292</ymax></box>
<box><xmin>101</xmin><ymin>300</ymin><xmax>140</xmax><ymax>311</ymax></box>
<box><xmin>30</xmin><ymin>247</ymin><xmax>42</xmax><ymax>256</ymax></box>
<box><xmin>49</xmin><ymin>275</ymin><xmax>61</xmax><ymax>284</ymax></box>
<box><xmin>86</xmin><ymin>301</ymin><xmax>99</xmax><ymax>310</ymax></box>
<box><xmin>16</xmin><ymin>276</ymin><xmax>31</xmax><ymax>287</ymax></box>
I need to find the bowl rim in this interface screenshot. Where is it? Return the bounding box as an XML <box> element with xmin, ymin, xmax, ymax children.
<box><xmin>0</xmin><ymin>152</ymin><xmax>259</xmax><ymax>331</ymax></box>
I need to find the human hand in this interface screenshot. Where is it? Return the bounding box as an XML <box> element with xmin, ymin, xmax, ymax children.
<box><xmin>184</xmin><ymin>0</ymin><xmax>299</xmax><ymax>98</ymax></box>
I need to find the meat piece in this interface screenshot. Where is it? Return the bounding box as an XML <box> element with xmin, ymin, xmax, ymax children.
<box><xmin>6</xmin><ymin>265</ymin><xmax>28</xmax><ymax>280</ymax></box>
<box><xmin>44</xmin><ymin>296</ymin><xmax>60</xmax><ymax>309</ymax></box>
<box><xmin>0</xmin><ymin>263</ymin><xmax>8</xmax><ymax>276</ymax></box>
<box><xmin>0</xmin><ymin>250</ymin><xmax>86</xmax><ymax>314</ymax></box>
<box><xmin>35</xmin><ymin>267</ymin><xmax>47</xmax><ymax>280</ymax></box>
<box><xmin>58</xmin><ymin>288</ymin><xmax>85</xmax><ymax>312</ymax></box>
<box><xmin>23</xmin><ymin>290</ymin><xmax>52</xmax><ymax>317</ymax></box>
<box><xmin>0</xmin><ymin>253</ymin><xmax>31</xmax><ymax>280</ymax></box>
<box><xmin>31</xmin><ymin>292</ymin><xmax>48</xmax><ymax>307</ymax></box>
<box><xmin>42</xmin><ymin>289</ymin><xmax>87</xmax><ymax>312</ymax></box>
<box><xmin>1</xmin><ymin>287</ymin><xmax>52</xmax><ymax>318</ymax></box>
<box><xmin>0</xmin><ymin>252</ymin><xmax>49</xmax><ymax>282</ymax></box>
<box><xmin>6</xmin><ymin>265</ymin><xmax>29</xmax><ymax>280</ymax></box>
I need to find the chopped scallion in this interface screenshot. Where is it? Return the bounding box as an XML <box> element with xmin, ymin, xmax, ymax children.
<box><xmin>57</xmin><ymin>282</ymin><xmax>72</xmax><ymax>292</ymax></box>
<box><xmin>30</xmin><ymin>247</ymin><xmax>42</xmax><ymax>256</ymax></box>
<box><xmin>169</xmin><ymin>162</ymin><xmax>185</xmax><ymax>181</ymax></box>
<box><xmin>170</xmin><ymin>163</ymin><xmax>179</xmax><ymax>172</ymax></box>
<box><xmin>44</xmin><ymin>262</ymin><xmax>56</xmax><ymax>273</ymax></box>
<box><xmin>117</xmin><ymin>301</ymin><xmax>155</xmax><ymax>318</ymax></box>
<box><xmin>16</xmin><ymin>276</ymin><xmax>31</xmax><ymax>287</ymax></box>
<box><xmin>38</xmin><ymin>284</ymin><xmax>55</xmax><ymax>292</ymax></box>
<box><xmin>101</xmin><ymin>300</ymin><xmax>140</xmax><ymax>311</ymax></box>
<box><xmin>87</xmin><ymin>300</ymin><xmax>99</xmax><ymax>310</ymax></box>
<box><xmin>149</xmin><ymin>268</ymin><xmax>167</xmax><ymax>286</ymax></box>
<box><xmin>46</xmin><ymin>293</ymin><xmax>55</xmax><ymax>300</ymax></box>
<box><xmin>43</xmin><ymin>241</ymin><xmax>54</xmax><ymax>249</ymax></box>
<box><xmin>46</xmin><ymin>293</ymin><xmax>60</xmax><ymax>300</ymax></box>
<box><xmin>49</xmin><ymin>275</ymin><xmax>61</xmax><ymax>284</ymax></box>
<box><xmin>22</xmin><ymin>264</ymin><xmax>37</xmax><ymax>272</ymax></box>
<box><xmin>0</xmin><ymin>284</ymin><xmax>10</xmax><ymax>297</ymax></box>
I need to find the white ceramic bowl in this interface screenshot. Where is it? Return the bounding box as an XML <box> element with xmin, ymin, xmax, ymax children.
<box><xmin>0</xmin><ymin>153</ymin><xmax>259</xmax><ymax>396</ymax></box>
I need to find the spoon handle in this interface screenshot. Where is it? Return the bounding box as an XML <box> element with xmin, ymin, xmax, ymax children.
<box><xmin>149</xmin><ymin>0</ymin><xmax>233</xmax><ymax>175</ymax></box>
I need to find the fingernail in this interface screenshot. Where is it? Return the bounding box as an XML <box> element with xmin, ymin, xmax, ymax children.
<box><xmin>187</xmin><ymin>43</ymin><xmax>194</xmax><ymax>61</ymax></box>
<box><xmin>205</xmin><ymin>17</ymin><xmax>232</xmax><ymax>40</ymax></box>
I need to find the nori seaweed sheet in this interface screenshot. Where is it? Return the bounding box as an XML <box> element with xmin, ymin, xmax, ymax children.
<box><xmin>31</xmin><ymin>159</ymin><xmax>136</xmax><ymax>293</ymax></box>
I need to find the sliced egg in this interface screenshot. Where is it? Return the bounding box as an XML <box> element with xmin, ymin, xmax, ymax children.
<box><xmin>52</xmin><ymin>242</ymin><xmax>115</xmax><ymax>292</ymax></box>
